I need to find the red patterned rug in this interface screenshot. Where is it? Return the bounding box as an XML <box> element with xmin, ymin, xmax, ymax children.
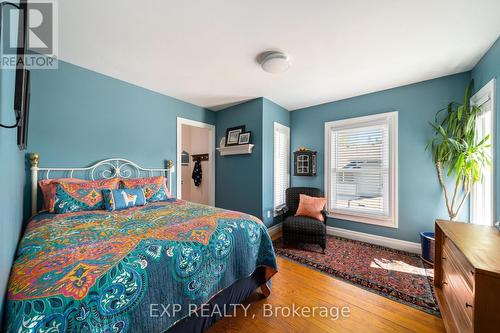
<box><xmin>273</xmin><ymin>236</ymin><xmax>439</xmax><ymax>316</ymax></box>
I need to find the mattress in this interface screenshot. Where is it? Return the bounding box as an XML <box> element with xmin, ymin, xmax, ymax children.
<box><xmin>4</xmin><ymin>200</ymin><xmax>277</xmax><ymax>332</ymax></box>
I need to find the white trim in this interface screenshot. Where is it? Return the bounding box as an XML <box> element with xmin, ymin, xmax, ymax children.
<box><xmin>176</xmin><ymin>117</ymin><xmax>216</xmax><ymax>206</ymax></box>
<box><xmin>324</xmin><ymin>111</ymin><xmax>398</xmax><ymax>228</ymax></box>
<box><xmin>216</xmin><ymin>144</ymin><xmax>254</xmax><ymax>156</ymax></box>
<box><xmin>273</xmin><ymin>209</ymin><xmax>285</xmax><ymax>218</ymax></box>
<box><xmin>470</xmin><ymin>78</ymin><xmax>496</xmax><ymax>226</ymax></box>
<box><xmin>267</xmin><ymin>222</ymin><xmax>420</xmax><ymax>253</ymax></box>
<box><xmin>471</xmin><ymin>79</ymin><xmax>496</xmax><ymax>107</ymax></box>
<box><xmin>327</xmin><ymin>226</ymin><xmax>421</xmax><ymax>254</ymax></box>
<box><xmin>327</xmin><ymin>212</ymin><xmax>395</xmax><ymax>228</ymax></box>
<box><xmin>31</xmin><ymin>166</ymin><xmax>38</xmax><ymax>215</ymax></box>
<box><xmin>267</xmin><ymin>222</ymin><xmax>283</xmax><ymax>238</ymax></box>
<box><xmin>273</xmin><ymin>122</ymin><xmax>291</xmax><ymax>214</ymax></box>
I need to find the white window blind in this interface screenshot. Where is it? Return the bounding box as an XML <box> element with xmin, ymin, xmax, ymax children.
<box><xmin>325</xmin><ymin>112</ymin><xmax>398</xmax><ymax>227</ymax></box>
<box><xmin>274</xmin><ymin>123</ymin><xmax>290</xmax><ymax>212</ymax></box>
<box><xmin>471</xmin><ymin>79</ymin><xmax>495</xmax><ymax>226</ymax></box>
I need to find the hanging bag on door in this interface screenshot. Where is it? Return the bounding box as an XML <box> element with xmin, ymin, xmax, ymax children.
<box><xmin>192</xmin><ymin>160</ymin><xmax>202</xmax><ymax>187</ymax></box>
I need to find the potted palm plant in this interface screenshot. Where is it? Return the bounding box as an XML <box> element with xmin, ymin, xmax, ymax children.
<box><xmin>422</xmin><ymin>80</ymin><xmax>491</xmax><ymax>263</ymax></box>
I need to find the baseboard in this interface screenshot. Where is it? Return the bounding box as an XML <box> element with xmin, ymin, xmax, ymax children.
<box><xmin>267</xmin><ymin>222</ymin><xmax>282</xmax><ymax>238</ymax></box>
<box><xmin>269</xmin><ymin>223</ymin><xmax>420</xmax><ymax>254</ymax></box>
<box><xmin>326</xmin><ymin>226</ymin><xmax>421</xmax><ymax>254</ymax></box>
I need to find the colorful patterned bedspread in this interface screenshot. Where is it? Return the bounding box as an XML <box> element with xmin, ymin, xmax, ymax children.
<box><xmin>4</xmin><ymin>200</ymin><xmax>277</xmax><ymax>332</ymax></box>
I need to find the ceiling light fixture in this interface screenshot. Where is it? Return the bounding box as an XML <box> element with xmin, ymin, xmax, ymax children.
<box><xmin>259</xmin><ymin>51</ymin><xmax>290</xmax><ymax>74</ymax></box>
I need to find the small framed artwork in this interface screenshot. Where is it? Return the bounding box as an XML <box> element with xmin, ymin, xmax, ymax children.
<box><xmin>225</xmin><ymin>125</ymin><xmax>245</xmax><ymax>146</ymax></box>
<box><xmin>219</xmin><ymin>136</ymin><xmax>226</xmax><ymax>148</ymax></box>
<box><xmin>238</xmin><ymin>131</ymin><xmax>251</xmax><ymax>145</ymax></box>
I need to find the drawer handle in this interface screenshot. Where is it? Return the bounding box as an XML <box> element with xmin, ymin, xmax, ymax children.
<box><xmin>442</xmin><ymin>257</ymin><xmax>446</xmax><ymax>260</ymax></box>
<box><xmin>465</xmin><ymin>303</ymin><xmax>473</xmax><ymax>308</ymax></box>
<box><xmin>442</xmin><ymin>281</ymin><xmax>448</xmax><ymax>286</ymax></box>
<box><xmin>470</xmin><ymin>270</ymin><xmax>474</xmax><ymax>275</ymax></box>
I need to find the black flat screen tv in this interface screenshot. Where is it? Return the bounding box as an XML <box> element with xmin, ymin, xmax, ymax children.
<box><xmin>13</xmin><ymin>0</ymin><xmax>29</xmax><ymax>150</ymax></box>
<box><xmin>16</xmin><ymin>69</ymin><xmax>30</xmax><ymax>150</ymax></box>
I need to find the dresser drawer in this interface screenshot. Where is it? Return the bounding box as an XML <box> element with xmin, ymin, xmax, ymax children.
<box><xmin>444</xmin><ymin>236</ymin><xmax>474</xmax><ymax>291</ymax></box>
<box><xmin>442</xmin><ymin>253</ymin><xmax>474</xmax><ymax>333</ymax></box>
<box><xmin>436</xmin><ymin>220</ymin><xmax>500</xmax><ymax>333</ymax></box>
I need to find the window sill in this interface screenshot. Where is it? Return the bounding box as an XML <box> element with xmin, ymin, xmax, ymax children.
<box><xmin>327</xmin><ymin>211</ymin><xmax>398</xmax><ymax>229</ymax></box>
<box><xmin>273</xmin><ymin>208</ymin><xmax>286</xmax><ymax>218</ymax></box>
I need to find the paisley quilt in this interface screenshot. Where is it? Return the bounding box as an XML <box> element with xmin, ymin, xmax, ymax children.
<box><xmin>4</xmin><ymin>200</ymin><xmax>277</xmax><ymax>333</ymax></box>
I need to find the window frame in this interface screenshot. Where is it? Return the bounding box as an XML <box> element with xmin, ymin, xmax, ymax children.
<box><xmin>273</xmin><ymin>122</ymin><xmax>290</xmax><ymax>215</ymax></box>
<box><xmin>324</xmin><ymin>111</ymin><xmax>398</xmax><ymax>228</ymax></box>
<box><xmin>470</xmin><ymin>78</ymin><xmax>496</xmax><ymax>226</ymax></box>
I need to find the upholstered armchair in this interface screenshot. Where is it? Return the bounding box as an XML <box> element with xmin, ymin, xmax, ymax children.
<box><xmin>281</xmin><ymin>187</ymin><xmax>327</xmax><ymax>252</ymax></box>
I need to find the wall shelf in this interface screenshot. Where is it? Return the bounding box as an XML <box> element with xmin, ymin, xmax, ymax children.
<box><xmin>217</xmin><ymin>144</ymin><xmax>254</xmax><ymax>156</ymax></box>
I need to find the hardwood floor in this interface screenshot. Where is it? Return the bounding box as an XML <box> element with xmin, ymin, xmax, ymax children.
<box><xmin>209</xmin><ymin>237</ymin><xmax>445</xmax><ymax>333</ymax></box>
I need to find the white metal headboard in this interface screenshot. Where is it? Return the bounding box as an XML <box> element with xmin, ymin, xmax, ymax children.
<box><xmin>29</xmin><ymin>154</ymin><xmax>175</xmax><ymax>215</ymax></box>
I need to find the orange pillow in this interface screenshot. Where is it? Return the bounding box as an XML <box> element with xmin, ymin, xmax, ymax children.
<box><xmin>38</xmin><ymin>178</ymin><xmax>86</xmax><ymax>212</ymax></box>
<box><xmin>121</xmin><ymin>176</ymin><xmax>172</xmax><ymax>202</ymax></box>
<box><xmin>295</xmin><ymin>194</ymin><xmax>327</xmax><ymax>222</ymax></box>
<box><xmin>47</xmin><ymin>178</ymin><xmax>120</xmax><ymax>213</ymax></box>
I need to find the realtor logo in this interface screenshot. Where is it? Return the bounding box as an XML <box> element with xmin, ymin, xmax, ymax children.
<box><xmin>25</xmin><ymin>1</ymin><xmax>54</xmax><ymax>54</ymax></box>
<box><xmin>1</xmin><ymin>0</ymin><xmax>58</xmax><ymax>69</ymax></box>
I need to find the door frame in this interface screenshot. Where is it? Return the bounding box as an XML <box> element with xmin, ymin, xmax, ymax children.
<box><xmin>176</xmin><ymin>117</ymin><xmax>216</xmax><ymax>206</ymax></box>
<box><xmin>470</xmin><ymin>78</ymin><xmax>496</xmax><ymax>225</ymax></box>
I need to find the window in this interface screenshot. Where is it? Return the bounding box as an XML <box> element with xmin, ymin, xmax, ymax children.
<box><xmin>297</xmin><ymin>155</ymin><xmax>309</xmax><ymax>174</ymax></box>
<box><xmin>325</xmin><ymin>112</ymin><xmax>398</xmax><ymax>227</ymax></box>
<box><xmin>470</xmin><ymin>79</ymin><xmax>496</xmax><ymax>226</ymax></box>
<box><xmin>274</xmin><ymin>122</ymin><xmax>290</xmax><ymax>214</ymax></box>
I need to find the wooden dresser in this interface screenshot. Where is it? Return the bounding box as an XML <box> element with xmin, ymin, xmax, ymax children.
<box><xmin>434</xmin><ymin>220</ymin><xmax>500</xmax><ymax>333</ymax></box>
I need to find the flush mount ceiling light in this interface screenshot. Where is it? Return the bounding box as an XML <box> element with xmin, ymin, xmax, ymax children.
<box><xmin>259</xmin><ymin>51</ymin><xmax>290</xmax><ymax>74</ymax></box>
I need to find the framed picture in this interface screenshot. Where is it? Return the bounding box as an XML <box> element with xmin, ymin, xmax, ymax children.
<box><xmin>225</xmin><ymin>125</ymin><xmax>245</xmax><ymax>146</ymax></box>
<box><xmin>238</xmin><ymin>131</ymin><xmax>251</xmax><ymax>145</ymax></box>
<box><xmin>219</xmin><ymin>136</ymin><xmax>226</xmax><ymax>148</ymax></box>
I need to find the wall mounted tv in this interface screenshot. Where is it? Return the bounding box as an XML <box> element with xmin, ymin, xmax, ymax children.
<box><xmin>13</xmin><ymin>0</ymin><xmax>30</xmax><ymax>150</ymax></box>
<box><xmin>15</xmin><ymin>68</ymin><xmax>30</xmax><ymax>150</ymax></box>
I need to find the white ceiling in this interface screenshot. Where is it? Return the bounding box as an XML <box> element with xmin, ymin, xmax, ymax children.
<box><xmin>58</xmin><ymin>0</ymin><xmax>500</xmax><ymax>111</ymax></box>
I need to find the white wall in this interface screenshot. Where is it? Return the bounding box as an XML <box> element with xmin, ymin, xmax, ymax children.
<box><xmin>181</xmin><ymin>124</ymin><xmax>211</xmax><ymax>204</ymax></box>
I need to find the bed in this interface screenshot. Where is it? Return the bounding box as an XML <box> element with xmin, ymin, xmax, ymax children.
<box><xmin>4</xmin><ymin>156</ymin><xmax>277</xmax><ymax>333</ymax></box>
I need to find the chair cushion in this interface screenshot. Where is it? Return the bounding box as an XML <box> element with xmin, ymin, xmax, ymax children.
<box><xmin>295</xmin><ymin>194</ymin><xmax>327</xmax><ymax>221</ymax></box>
<box><xmin>283</xmin><ymin>216</ymin><xmax>326</xmax><ymax>236</ymax></box>
<box><xmin>285</xmin><ymin>187</ymin><xmax>323</xmax><ymax>217</ymax></box>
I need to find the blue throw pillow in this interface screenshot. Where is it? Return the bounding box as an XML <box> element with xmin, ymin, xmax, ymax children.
<box><xmin>102</xmin><ymin>188</ymin><xmax>147</xmax><ymax>211</ymax></box>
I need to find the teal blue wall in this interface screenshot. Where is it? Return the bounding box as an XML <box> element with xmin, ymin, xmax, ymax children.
<box><xmin>0</xmin><ymin>1</ymin><xmax>25</xmax><ymax>319</ymax></box>
<box><xmin>471</xmin><ymin>37</ymin><xmax>500</xmax><ymax>220</ymax></box>
<box><xmin>290</xmin><ymin>73</ymin><xmax>471</xmax><ymax>242</ymax></box>
<box><xmin>215</xmin><ymin>98</ymin><xmax>264</xmax><ymax>220</ymax></box>
<box><xmin>1</xmin><ymin>33</ymin><xmax>497</xmax><ymax>318</ymax></box>
<box><xmin>28</xmin><ymin>60</ymin><xmax>215</xmax><ymax>217</ymax></box>
<box><xmin>0</xmin><ymin>61</ymin><xmax>25</xmax><ymax>325</ymax></box>
<box><xmin>262</xmin><ymin>98</ymin><xmax>290</xmax><ymax>226</ymax></box>
<box><xmin>214</xmin><ymin>97</ymin><xmax>289</xmax><ymax>226</ymax></box>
